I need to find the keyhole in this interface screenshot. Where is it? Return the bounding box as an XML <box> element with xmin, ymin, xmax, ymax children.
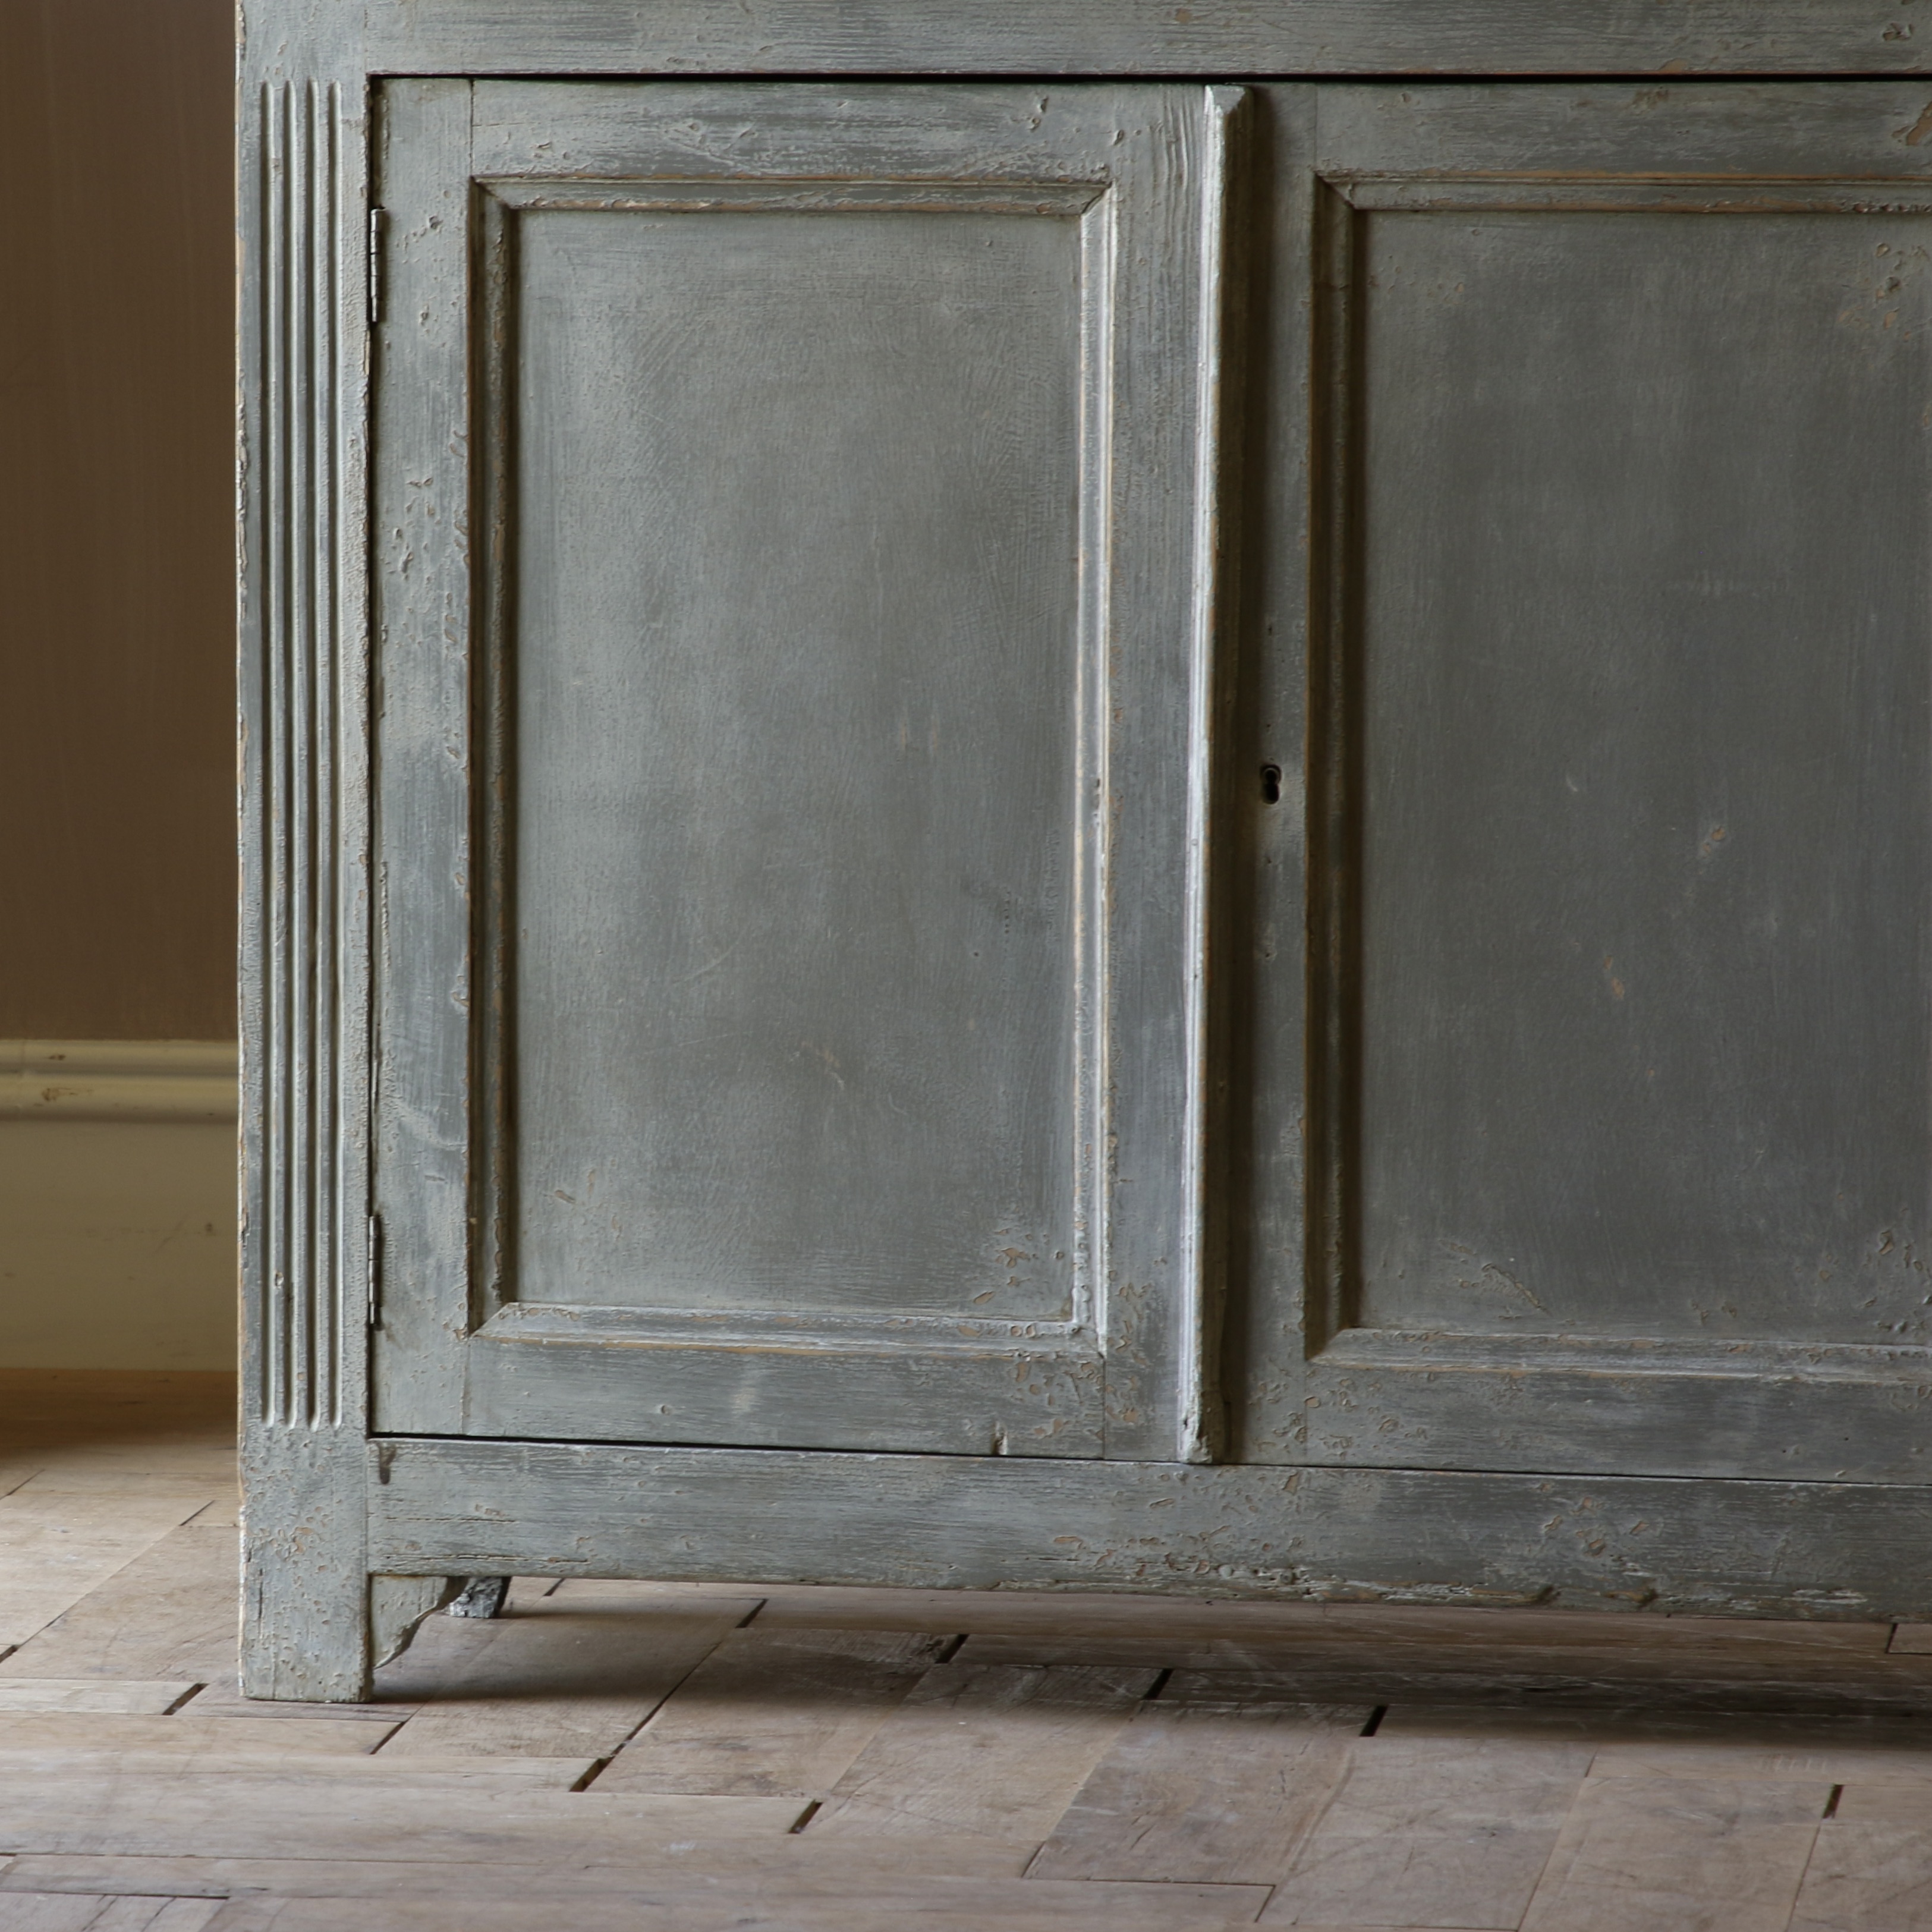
<box><xmin>1260</xmin><ymin>763</ymin><xmax>1283</xmax><ymax>805</ymax></box>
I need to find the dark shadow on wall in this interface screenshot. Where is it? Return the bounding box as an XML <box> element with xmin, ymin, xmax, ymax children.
<box><xmin>0</xmin><ymin>0</ymin><xmax>236</xmax><ymax>1041</ymax></box>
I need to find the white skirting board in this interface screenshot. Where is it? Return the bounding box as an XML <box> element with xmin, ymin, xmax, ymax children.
<box><xmin>0</xmin><ymin>1041</ymin><xmax>237</xmax><ymax>1370</ymax></box>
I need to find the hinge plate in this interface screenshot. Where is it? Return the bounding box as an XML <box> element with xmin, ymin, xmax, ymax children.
<box><xmin>367</xmin><ymin>207</ymin><xmax>386</xmax><ymax>329</ymax></box>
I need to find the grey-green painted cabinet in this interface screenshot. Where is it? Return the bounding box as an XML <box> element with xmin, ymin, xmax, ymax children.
<box><xmin>241</xmin><ymin>0</ymin><xmax>1932</xmax><ymax>1698</ymax></box>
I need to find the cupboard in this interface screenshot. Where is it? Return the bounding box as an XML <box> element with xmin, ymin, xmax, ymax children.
<box><xmin>241</xmin><ymin>2</ymin><xmax>1932</xmax><ymax>1697</ymax></box>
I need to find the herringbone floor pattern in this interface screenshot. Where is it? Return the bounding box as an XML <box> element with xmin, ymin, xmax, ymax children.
<box><xmin>0</xmin><ymin>1370</ymin><xmax>1927</xmax><ymax>1930</ymax></box>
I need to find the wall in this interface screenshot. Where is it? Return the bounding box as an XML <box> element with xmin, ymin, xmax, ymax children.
<box><xmin>0</xmin><ymin>0</ymin><xmax>238</xmax><ymax>1369</ymax></box>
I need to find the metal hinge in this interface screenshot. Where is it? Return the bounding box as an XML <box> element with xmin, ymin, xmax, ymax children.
<box><xmin>367</xmin><ymin>1213</ymin><xmax>384</xmax><ymax>1329</ymax></box>
<box><xmin>367</xmin><ymin>207</ymin><xmax>386</xmax><ymax>329</ymax></box>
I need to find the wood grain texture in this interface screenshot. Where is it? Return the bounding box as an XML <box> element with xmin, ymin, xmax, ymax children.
<box><xmin>0</xmin><ymin>1902</ymin><xmax>222</xmax><ymax>1932</ymax></box>
<box><xmin>0</xmin><ymin>1717</ymin><xmax>393</xmax><ymax>1757</ymax></box>
<box><xmin>358</xmin><ymin>0</ymin><xmax>1932</xmax><ymax>76</ymax></box>
<box><xmin>1030</xmin><ymin>1698</ymin><xmax>1365</xmax><ymax>1882</ymax></box>
<box><xmin>370</xmin><ymin>1591</ymin><xmax>752</xmax><ymax>1757</ymax></box>
<box><xmin>1790</xmin><ymin>1818</ymin><xmax>1932</xmax><ymax>1931</ymax></box>
<box><xmin>0</xmin><ymin>1685</ymin><xmax>197</xmax><ymax>1716</ymax></box>
<box><xmin>0</xmin><ymin>1530</ymin><xmax>237</xmax><ymax>1687</ymax></box>
<box><xmin>808</xmin><ymin>1663</ymin><xmax>1157</xmax><ymax>1843</ymax></box>
<box><xmin>192</xmin><ymin>1890</ymin><xmax>1265</xmax><ymax>1932</ymax></box>
<box><xmin>366</xmin><ymin>1439</ymin><xmax>1932</xmax><ymax>1618</ymax></box>
<box><xmin>599</xmin><ymin>1626</ymin><xmax>950</xmax><ymax>1795</ymax></box>
<box><xmin>0</xmin><ymin>1780</ymin><xmax>800</xmax><ymax>1864</ymax></box>
<box><xmin>1258</xmin><ymin>1736</ymin><xmax>1591</xmax><ymax>1927</ymax></box>
<box><xmin>188</xmin><ymin>1893</ymin><xmax>1260</xmax><ymax>1924</ymax></box>
<box><xmin>1518</xmin><ymin>1776</ymin><xmax>1829</xmax><ymax>1931</ymax></box>
<box><xmin>0</xmin><ymin>1498</ymin><xmax>210</xmax><ymax>1651</ymax></box>
<box><xmin>0</xmin><ymin>1840</ymin><xmax>1039</xmax><ymax>1897</ymax></box>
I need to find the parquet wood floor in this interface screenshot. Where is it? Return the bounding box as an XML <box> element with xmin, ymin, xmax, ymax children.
<box><xmin>1</xmin><ymin>1371</ymin><xmax>1929</xmax><ymax>1929</ymax></box>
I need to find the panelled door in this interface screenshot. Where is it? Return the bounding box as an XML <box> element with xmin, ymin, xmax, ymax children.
<box><xmin>1238</xmin><ymin>83</ymin><xmax>1932</xmax><ymax>1495</ymax></box>
<box><xmin>370</xmin><ymin>82</ymin><xmax>1242</xmax><ymax>1458</ymax></box>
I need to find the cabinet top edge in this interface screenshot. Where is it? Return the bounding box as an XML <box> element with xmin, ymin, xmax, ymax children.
<box><xmin>240</xmin><ymin>2</ymin><xmax>1932</xmax><ymax>83</ymax></box>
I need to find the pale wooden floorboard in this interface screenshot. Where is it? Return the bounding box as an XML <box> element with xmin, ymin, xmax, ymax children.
<box><xmin>0</xmin><ymin>1528</ymin><xmax>240</xmax><ymax>1687</ymax></box>
<box><xmin>0</xmin><ymin>1715</ymin><xmax>392</xmax><ymax>1755</ymax></box>
<box><xmin>0</xmin><ymin>1899</ymin><xmax>221</xmax><ymax>1932</ymax></box>
<box><xmin>1788</xmin><ymin>1817</ymin><xmax>1932</xmax><ymax>1930</ymax></box>
<box><xmin>370</xmin><ymin>1586</ymin><xmax>759</xmax><ymax>1758</ymax></box>
<box><xmin>1516</xmin><ymin>1776</ymin><xmax>1829</xmax><ymax>1931</ymax></box>
<box><xmin>0</xmin><ymin>1779</ymin><xmax>802</xmax><ymax>1861</ymax></box>
<box><xmin>0</xmin><ymin>1684</ymin><xmax>197</xmax><ymax>1715</ymax></box>
<box><xmin>807</xmin><ymin>1663</ymin><xmax>1156</xmax><ymax>1844</ymax></box>
<box><xmin>1257</xmin><ymin>1736</ymin><xmax>1593</xmax><ymax>1927</ymax></box>
<box><xmin>599</xmin><ymin>1625</ymin><xmax>951</xmax><ymax>1795</ymax></box>
<box><xmin>1028</xmin><ymin>1697</ymin><xmax>1368</xmax><ymax>1883</ymax></box>
<box><xmin>12</xmin><ymin>1373</ymin><xmax>1932</xmax><ymax>1928</ymax></box>
<box><xmin>0</xmin><ymin>1499</ymin><xmax>213</xmax><ymax>1652</ymax></box>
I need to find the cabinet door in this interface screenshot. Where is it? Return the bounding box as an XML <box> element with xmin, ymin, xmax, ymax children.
<box><xmin>371</xmin><ymin>82</ymin><xmax>1240</xmax><ymax>1456</ymax></box>
<box><xmin>1239</xmin><ymin>82</ymin><xmax>1932</xmax><ymax>1487</ymax></box>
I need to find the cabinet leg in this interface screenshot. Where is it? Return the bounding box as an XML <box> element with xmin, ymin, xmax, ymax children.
<box><xmin>240</xmin><ymin>1428</ymin><xmax>373</xmax><ymax>1701</ymax></box>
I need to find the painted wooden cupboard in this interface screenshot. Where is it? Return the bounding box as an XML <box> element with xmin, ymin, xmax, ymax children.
<box><xmin>241</xmin><ymin>0</ymin><xmax>1932</xmax><ymax>1697</ymax></box>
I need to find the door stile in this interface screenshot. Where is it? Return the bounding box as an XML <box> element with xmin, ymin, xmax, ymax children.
<box><xmin>1175</xmin><ymin>86</ymin><xmax>1250</xmax><ymax>1465</ymax></box>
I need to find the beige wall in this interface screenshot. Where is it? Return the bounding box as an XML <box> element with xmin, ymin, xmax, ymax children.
<box><xmin>1</xmin><ymin>1</ymin><xmax>237</xmax><ymax>1369</ymax></box>
<box><xmin>0</xmin><ymin>0</ymin><xmax>237</xmax><ymax>1041</ymax></box>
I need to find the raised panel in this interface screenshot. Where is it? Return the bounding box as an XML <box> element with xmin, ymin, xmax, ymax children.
<box><xmin>1352</xmin><ymin>198</ymin><xmax>1932</xmax><ymax>1354</ymax></box>
<box><xmin>497</xmin><ymin>189</ymin><xmax>1089</xmax><ymax>1327</ymax></box>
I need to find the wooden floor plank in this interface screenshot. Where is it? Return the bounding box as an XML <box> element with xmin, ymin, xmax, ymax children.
<box><xmin>1029</xmin><ymin>1697</ymin><xmax>1365</xmax><ymax>1883</ymax></box>
<box><xmin>1257</xmin><ymin>1736</ymin><xmax>1593</xmax><ymax>1928</ymax></box>
<box><xmin>599</xmin><ymin>1625</ymin><xmax>951</xmax><ymax>1795</ymax></box>
<box><xmin>371</xmin><ymin>1590</ymin><xmax>756</xmax><ymax>1758</ymax></box>
<box><xmin>1380</xmin><ymin>1704</ymin><xmax>1932</xmax><ymax>1746</ymax></box>
<box><xmin>1518</xmin><ymin>1776</ymin><xmax>1828</xmax><ymax>1931</ymax></box>
<box><xmin>0</xmin><ymin>1859</ymin><xmax>1265</xmax><ymax>1918</ymax></box>
<box><xmin>0</xmin><ymin>1839</ymin><xmax>1038</xmax><ymax>1898</ymax></box>
<box><xmin>0</xmin><ymin>1903</ymin><xmax>222</xmax><ymax>1932</ymax></box>
<box><xmin>191</xmin><ymin>1881</ymin><xmax>1267</xmax><ymax>1932</ymax></box>
<box><xmin>809</xmin><ymin>1663</ymin><xmax>1156</xmax><ymax>1844</ymax></box>
<box><xmin>0</xmin><ymin>1529</ymin><xmax>238</xmax><ymax>1687</ymax></box>
<box><xmin>1589</xmin><ymin>1738</ymin><xmax>1932</xmax><ymax>1786</ymax></box>
<box><xmin>0</xmin><ymin>1752</ymin><xmax>598</xmax><ymax>1785</ymax></box>
<box><xmin>0</xmin><ymin>1779</ymin><xmax>801</xmax><ymax>1862</ymax></box>
<box><xmin>1789</xmin><ymin>1818</ymin><xmax>1932</xmax><ymax>1931</ymax></box>
<box><xmin>0</xmin><ymin>1716</ymin><xmax>392</xmax><ymax>1755</ymax></box>
<box><xmin>0</xmin><ymin>1684</ymin><xmax>197</xmax><ymax>1715</ymax></box>
<box><xmin>0</xmin><ymin>1498</ymin><xmax>212</xmax><ymax>1651</ymax></box>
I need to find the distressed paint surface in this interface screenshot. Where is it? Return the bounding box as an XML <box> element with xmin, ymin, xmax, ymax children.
<box><xmin>241</xmin><ymin>3</ymin><xmax>1932</xmax><ymax>1701</ymax></box>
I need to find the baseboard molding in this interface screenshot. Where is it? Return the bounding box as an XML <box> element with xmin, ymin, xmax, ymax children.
<box><xmin>0</xmin><ymin>1039</ymin><xmax>236</xmax><ymax>1122</ymax></box>
<box><xmin>0</xmin><ymin>1041</ymin><xmax>238</xmax><ymax>1372</ymax></box>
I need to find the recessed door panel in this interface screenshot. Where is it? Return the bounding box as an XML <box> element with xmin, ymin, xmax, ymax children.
<box><xmin>509</xmin><ymin>203</ymin><xmax>1083</xmax><ymax>1325</ymax></box>
<box><xmin>1355</xmin><ymin>206</ymin><xmax>1932</xmax><ymax>1351</ymax></box>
